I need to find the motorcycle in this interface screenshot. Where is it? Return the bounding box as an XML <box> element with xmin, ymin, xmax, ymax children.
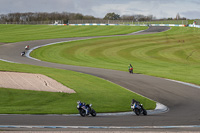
<box><xmin>25</xmin><ymin>45</ymin><xmax>29</xmax><ymax>50</ymax></box>
<box><xmin>131</xmin><ymin>100</ymin><xmax>147</xmax><ymax>116</ymax></box>
<box><xmin>21</xmin><ymin>51</ymin><xmax>25</xmax><ymax>56</ymax></box>
<box><xmin>77</xmin><ymin>101</ymin><xmax>96</xmax><ymax>117</ymax></box>
<box><xmin>129</xmin><ymin>68</ymin><xmax>133</xmax><ymax>74</ymax></box>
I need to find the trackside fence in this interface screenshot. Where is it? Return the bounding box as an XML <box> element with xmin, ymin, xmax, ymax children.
<box><xmin>0</xmin><ymin>20</ymin><xmax>199</xmax><ymax>28</ymax></box>
<box><xmin>1</xmin><ymin>19</ymin><xmax>199</xmax><ymax>25</ymax></box>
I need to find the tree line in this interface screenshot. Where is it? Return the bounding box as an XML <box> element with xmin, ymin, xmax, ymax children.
<box><xmin>0</xmin><ymin>12</ymin><xmax>96</xmax><ymax>23</ymax></box>
<box><xmin>0</xmin><ymin>12</ymin><xmax>186</xmax><ymax>23</ymax></box>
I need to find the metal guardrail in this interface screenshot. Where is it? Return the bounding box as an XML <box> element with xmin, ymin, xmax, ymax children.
<box><xmin>51</xmin><ymin>23</ymin><xmax>200</xmax><ymax>28</ymax></box>
<box><xmin>68</xmin><ymin>20</ymin><xmax>189</xmax><ymax>25</ymax></box>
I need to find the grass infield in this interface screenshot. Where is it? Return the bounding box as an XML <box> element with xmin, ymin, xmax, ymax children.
<box><xmin>31</xmin><ymin>27</ymin><xmax>200</xmax><ymax>86</ymax></box>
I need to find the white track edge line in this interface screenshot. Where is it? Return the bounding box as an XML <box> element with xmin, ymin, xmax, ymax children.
<box><xmin>0</xmin><ymin>125</ymin><xmax>200</xmax><ymax>129</ymax></box>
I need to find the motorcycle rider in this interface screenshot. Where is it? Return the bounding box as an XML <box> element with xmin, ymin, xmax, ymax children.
<box><xmin>131</xmin><ymin>99</ymin><xmax>140</xmax><ymax>108</ymax></box>
<box><xmin>21</xmin><ymin>51</ymin><xmax>25</xmax><ymax>56</ymax></box>
<box><xmin>77</xmin><ymin>101</ymin><xmax>89</xmax><ymax>115</ymax></box>
<box><xmin>128</xmin><ymin>64</ymin><xmax>133</xmax><ymax>73</ymax></box>
<box><xmin>132</xmin><ymin>99</ymin><xmax>139</xmax><ymax>104</ymax></box>
<box><xmin>25</xmin><ymin>45</ymin><xmax>29</xmax><ymax>50</ymax></box>
<box><xmin>131</xmin><ymin>99</ymin><xmax>147</xmax><ymax>115</ymax></box>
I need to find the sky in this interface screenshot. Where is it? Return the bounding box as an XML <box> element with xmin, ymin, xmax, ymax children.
<box><xmin>0</xmin><ymin>0</ymin><xmax>199</xmax><ymax>19</ymax></box>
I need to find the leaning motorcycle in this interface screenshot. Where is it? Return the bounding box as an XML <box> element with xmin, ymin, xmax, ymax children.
<box><xmin>131</xmin><ymin>102</ymin><xmax>147</xmax><ymax>116</ymax></box>
<box><xmin>77</xmin><ymin>101</ymin><xmax>96</xmax><ymax>117</ymax></box>
<box><xmin>21</xmin><ymin>52</ymin><xmax>25</xmax><ymax>56</ymax></box>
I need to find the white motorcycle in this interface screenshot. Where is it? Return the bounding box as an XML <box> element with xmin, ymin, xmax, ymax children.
<box><xmin>77</xmin><ymin>101</ymin><xmax>96</xmax><ymax>117</ymax></box>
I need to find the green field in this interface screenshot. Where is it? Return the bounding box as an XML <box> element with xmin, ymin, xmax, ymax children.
<box><xmin>0</xmin><ymin>25</ymin><xmax>155</xmax><ymax>114</ymax></box>
<box><xmin>0</xmin><ymin>24</ymin><xmax>147</xmax><ymax>43</ymax></box>
<box><xmin>31</xmin><ymin>27</ymin><xmax>200</xmax><ymax>85</ymax></box>
<box><xmin>0</xmin><ymin>60</ymin><xmax>155</xmax><ymax>114</ymax></box>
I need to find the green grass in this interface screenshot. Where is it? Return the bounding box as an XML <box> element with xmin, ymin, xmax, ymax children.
<box><xmin>31</xmin><ymin>27</ymin><xmax>200</xmax><ymax>85</ymax></box>
<box><xmin>0</xmin><ymin>60</ymin><xmax>155</xmax><ymax>114</ymax></box>
<box><xmin>0</xmin><ymin>25</ymin><xmax>155</xmax><ymax>114</ymax></box>
<box><xmin>0</xmin><ymin>24</ymin><xmax>147</xmax><ymax>43</ymax></box>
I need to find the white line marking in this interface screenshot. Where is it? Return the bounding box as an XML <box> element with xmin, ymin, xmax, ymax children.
<box><xmin>166</xmin><ymin>79</ymin><xmax>200</xmax><ymax>89</ymax></box>
<box><xmin>0</xmin><ymin>59</ymin><xmax>19</xmax><ymax>64</ymax></box>
<box><xmin>0</xmin><ymin>125</ymin><xmax>200</xmax><ymax>129</ymax></box>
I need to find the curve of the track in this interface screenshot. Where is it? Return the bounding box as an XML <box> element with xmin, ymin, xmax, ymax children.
<box><xmin>0</xmin><ymin>26</ymin><xmax>200</xmax><ymax>127</ymax></box>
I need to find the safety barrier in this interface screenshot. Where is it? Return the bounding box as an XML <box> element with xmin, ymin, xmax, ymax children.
<box><xmin>54</xmin><ymin>23</ymin><xmax>185</xmax><ymax>26</ymax></box>
<box><xmin>67</xmin><ymin>24</ymin><xmax>148</xmax><ymax>26</ymax></box>
<box><xmin>150</xmin><ymin>24</ymin><xmax>185</xmax><ymax>27</ymax></box>
<box><xmin>188</xmin><ymin>24</ymin><xmax>200</xmax><ymax>28</ymax></box>
<box><xmin>69</xmin><ymin>23</ymin><xmax>120</xmax><ymax>26</ymax></box>
<box><xmin>51</xmin><ymin>23</ymin><xmax>200</xmax><ymax>28</ymax></box>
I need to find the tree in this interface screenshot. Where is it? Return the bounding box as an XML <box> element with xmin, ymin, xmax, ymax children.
<box><xmin>75</xmin><ymin>13</ymin><xmax>84</xmax><ymax>20</ymax></box>
<box><xmin>121</xmin><ymin>15</ymin><xmax>135</xmax><ymax>20</ymax></box>
<box><xmin>0</xmin><ymin>12</ymin><xmax>96</xmax><ymax>23</ymax></box>
<box><xmin>103</xmin><ymin>12</ymin><xmax>120</xmax><ymax>20</ymax></box>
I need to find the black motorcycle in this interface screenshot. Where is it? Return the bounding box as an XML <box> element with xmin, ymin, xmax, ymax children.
<box><xmin>128</xmin><ymin>64</ymin><xmax>133</xmax><ymax>74</ymax></box>
<box><xmin>129</xmin><ymin>68</ymin><xmax>133</xmax><ymax>74</ymax></box>
<box><xmin>131</xmin><ymin>99</ymin><xmax>147</xmax><ymax>116</ymax></box>
<box><xmin>21</xmin><ymin>51</ymin><xmax>25</xmax><ymax>56</ymax></box>
<box><xmin>77</xmin><ymin>101</ymin><xmax>96</xmax><ymax>117</ymax></box>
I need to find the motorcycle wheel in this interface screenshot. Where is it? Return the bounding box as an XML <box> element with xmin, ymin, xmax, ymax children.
<box><xmin>80</xmin><ymin>109</ymin><xmax>86</xmax><ymax>117</ymax></box>
<box><xmin>143</xmin><ymin>109</ymin><xmax>147</xmax><ymax>115</ymax></box>
<box><xmin>134</xmin><ymin>108</ymin><xmax>140</xmax><ymax>116</ymax></box>
<box><xmin>91</xmin><ymin>109</ymin><xmax>96</xmax><ymax>117</ymax></box>
<box><xmin>129</xmin><ymin>70</ymin><xmax>133</xmax><ymax>74</ymax></box>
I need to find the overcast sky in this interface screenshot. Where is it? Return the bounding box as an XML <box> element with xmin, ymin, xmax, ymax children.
<box><xmin>0</xmin><ymin>0</ymin><xmax>199</xmax><ymax>19</ymax></box>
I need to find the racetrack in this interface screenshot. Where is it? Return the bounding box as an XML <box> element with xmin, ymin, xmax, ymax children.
<box><xmin>0</xmin><ymin>26</ymin><xmax>200</xmax><ymax>130</ymax></box>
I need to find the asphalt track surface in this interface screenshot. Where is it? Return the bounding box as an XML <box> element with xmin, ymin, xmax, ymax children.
<box><xmin>0</xmin><ymin>26</ymin><xmax>200</xmax><ymax>131</ymax></box>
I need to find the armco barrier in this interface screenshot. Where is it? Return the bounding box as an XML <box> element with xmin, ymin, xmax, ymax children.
<box><xmin>51</xmin><ymin>23</ymin><xmax>200</xmax><ymax>28</ymax></box>
<box><xmin>188</xmin><ymin>24</ymin><xmax>200</xmax><ymax>28</ymax></box>
<box><xmin>68</xmin><ymin>23</ymin><xmax>120</xmax><ymax>26</ymax></box>
<box><xmin>68</xmin><ymin>24</ymin><xmax>148</xmax><ymax>26</ymax></box>
<box><xmin>150</xmin><ymin>24</ymin><xmax>185</xmax><ymax>27</ymax></box>
<box><xmin>67</xmin><ymin>24</ymin><xmax>186</xmax><ymax>27</ymax></box>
